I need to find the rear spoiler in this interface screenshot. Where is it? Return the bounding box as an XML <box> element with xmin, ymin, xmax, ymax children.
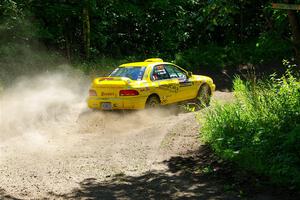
<box><xmin>93</xmin><ymin>77</ymin><xmax>132</xmax><ymax>86</ymax></box>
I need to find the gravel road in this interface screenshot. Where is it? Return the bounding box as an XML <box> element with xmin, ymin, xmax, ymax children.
<box><xmin>0</xmin><ymin>108</ymin><xmax>202</xmax><ymax>199</ymax></box>
<box><xmin>0</xmin><ymin>73</ymin><xmax>234</xmax><ymax>200</ymax></box>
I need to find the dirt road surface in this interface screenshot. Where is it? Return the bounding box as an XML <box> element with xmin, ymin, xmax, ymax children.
<box><xmin>0</xmin><ymin>109</ymin><xmax>201</xmax><ymax>199</ymax></box>
<box><xmin>0</xmin><ymin>75</ymin><xmax>238</xmax><ymax>200</ymax></box>
<box><xmin>1</xmin><ymin>72</ymin><xmax>292</xmax><ymax>200</ymax></box>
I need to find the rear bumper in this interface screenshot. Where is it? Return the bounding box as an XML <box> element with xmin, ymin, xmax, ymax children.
<box><xmin>87</xmin><ymin>96</ymin><xmax>147</xmax><ymax>110</ymax></box>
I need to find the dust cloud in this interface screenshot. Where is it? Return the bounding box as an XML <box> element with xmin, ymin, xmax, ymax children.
<box><xmin>0</xmin><ymin>65</ymin><xmax>193</xmax><ymax>199</ymax></box>
<box><xmin>0</xmin><ymin>66</ymin><xmax>88</xmax><ymax>143</ymax></box>
<box><xmin>0</xmin><ymin>66</ymin><xmax>177</xmax><ymax>152</ymax></box>
<box><xmin>77</xmin><ymin>107</ymin><xmax>178</xmax><ymax>135</ymax></box>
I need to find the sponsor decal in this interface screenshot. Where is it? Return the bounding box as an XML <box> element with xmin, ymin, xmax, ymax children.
<box><xmin>140</xmin><ymin>87</ymin><xmax>150</xmax><ymax>92</ymax></box>
<box><xmin>161</xmin><ymin>96</ymin><xmax>168</xmax><ymax>103</ymax></box>
<box><xmin>101</xmin><ymin>92</ymin><xmax>115</xmax><ymax>96</ymax></box>
<box><xmin>179</xmin><ymin>81</ymin><xmax>193</xmax><ymax>87</ymax></box>
<box><xmin>159</xmin><ymin>84</ymin><xmax>179</xmax><ymax>93</ymax></box>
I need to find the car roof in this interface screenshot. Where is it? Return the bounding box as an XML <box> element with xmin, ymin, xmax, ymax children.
<box><xmin>119</xmin><ymin>58</ymin><xmax>174</xmax><ymax>68</ymax></box>
<box><xmin>120</xmin><ymin>62</ymin><xmax>151</xmax><ymax>67</ymax></box>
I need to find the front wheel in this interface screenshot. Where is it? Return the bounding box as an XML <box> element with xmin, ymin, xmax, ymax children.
<box><xmin>146</xmin><ymin>95</ymin><xmax>160</xmax><ymax>109</ymax></box>
<box><xmin>196</xmin><ymin>84</ymin><xmax>211</xmax><ymax>108</ymax></box>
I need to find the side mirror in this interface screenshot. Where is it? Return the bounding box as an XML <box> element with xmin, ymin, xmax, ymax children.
<box><xmin>187</xmin><ymin>71</ymin><xmax>193</xmax><ymax>78</ymax></box>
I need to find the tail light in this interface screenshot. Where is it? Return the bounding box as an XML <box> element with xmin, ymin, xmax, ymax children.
<box><xmin>89</xmin><ymin>89</ymin><xmax>97</xmax><ymax>96</ymax></box>
<box><xmin>119</xmin><ymin>90</ymin><xmax>139</xmax><ymax>96</ymax></box>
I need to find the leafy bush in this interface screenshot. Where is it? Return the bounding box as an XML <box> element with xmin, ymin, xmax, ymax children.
<box><xmin>174</xmin><ymin>35</ymin><xmax>292</xmax><ymax>72</ymax></box>
<box><xmin>174</xmin><ymin>45</ymin><xmax>227</xmax><ymax>72</ymax></box>
<box><xmin>72</xmin><ymin>56</ymin><xmax>142</xmax><ymax>79</ymax></box>
<box><xmin>200</xmin><ymin>66</ymin><xmax>300</xmax><ymax>188</ymax></box>
<box><xmin>0</xmin><ymin>44</ymin><xmax>64</xmax><ymax>87</ymax></box>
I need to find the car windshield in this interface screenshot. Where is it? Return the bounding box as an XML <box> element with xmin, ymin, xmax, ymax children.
<box><xmin>110</xmin><ymin>67</ymin><xmax>146</xmax><ymax>80</ymax></box>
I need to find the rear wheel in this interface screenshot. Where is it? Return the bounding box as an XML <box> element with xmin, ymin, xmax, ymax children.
<box><xmin>146</xmin><ymin>95</ymin><xmax>160</xmax><ymax>109</ymax></box>
<box><xmin>196</xmin><ymin>84</ymin><xmax>211</xmax><ymax>108</ymax></box>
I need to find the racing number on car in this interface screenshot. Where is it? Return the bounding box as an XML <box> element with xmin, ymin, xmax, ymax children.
<box><xmin>168</xmin><ymin>84</ymin><xmax>179</xmax><ymax>93</ymax></box>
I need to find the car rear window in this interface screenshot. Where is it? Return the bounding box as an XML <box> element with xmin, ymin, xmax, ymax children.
<box><xmin>110</xmin><ymin>67</ymin><xmax>146</xmax><ymax>80</ymax></box>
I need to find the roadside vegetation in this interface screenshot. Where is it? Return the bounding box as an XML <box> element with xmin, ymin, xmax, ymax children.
<box><xmin>200</xmin><ymin>63</ymin><xmax>300</xmax><ymax>188</ymax></box>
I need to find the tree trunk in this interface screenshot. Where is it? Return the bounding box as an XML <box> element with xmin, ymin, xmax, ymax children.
<box><xmin>65</xmin><ymin>34</ymin><xmax>71</xmax><ymax>61</ymax></box>
<box><xmin>83</xmin><ymin>3</ymin><xmax>90</xmax><ymax>60</ymax></box>
<box><xmin>65</xmin><ymin>18</ymin><xmax>71</xmax><ymax>61</ymax></box>
<box><xmin>239</xmin><ymin>1</ymin><xmax>244</xmax><ymax>42</ymax></box>
<box><xmin>284</xmin><ymin>0</ymin><xmax>300</xmax><ymax>61</ymax></box>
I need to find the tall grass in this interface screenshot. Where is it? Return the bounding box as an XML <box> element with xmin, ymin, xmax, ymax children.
<box><xmin>201</xmin><ymin>67</ymin><xmax>300</xmax><ymax>188</ymax></box>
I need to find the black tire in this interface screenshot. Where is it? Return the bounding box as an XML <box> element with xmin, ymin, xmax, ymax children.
<box><xmin>146</xmin><ymin>95</ymin><xmax>160</xmax><ymax>109</ymax></box>
<box><xmin>196</xmin><ymin>84</ymin><xmax>211</xmax><ymax>108</ymax></box>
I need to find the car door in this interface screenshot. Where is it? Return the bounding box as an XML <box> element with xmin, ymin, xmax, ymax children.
<box><xmin>164</xmin><ymin>64</ymin><xmax>196</xmax><ymax>101</ymax></box>
<box><xmin>151</xmin><ymin>64</ymin><xmax>179</xmax><ymax>104</ymax></box>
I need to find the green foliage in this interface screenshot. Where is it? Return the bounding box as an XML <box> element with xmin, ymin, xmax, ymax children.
<box><xmin>0</xmin><ymin>43</ymin><xmax>63</xmax><ymax>86</ymax></box>
<box><xmin>0</xmin><ymin>0</ymin><xmax>37</xmax><ymax>44</ymax></box>
<box><xmin>72</xmin><ymin>56</ymin><xmax>138</xmax><ymax>78</ymax></box>
<box><xmin>0</xmin><ymin>0</ymin><xmax>296</xmax><ymax>86</ymax></box>
<box><xmin>0</xmin><ymin>0</ymin><xmax>292</xmax><ymax>60</ymax></box>
<box><xmin>174</xmin><ymin>45</ymin><xmax>227</xmax><ymax>71</ymax></box>
<box><xmin>174</xmin><ymin>34</ymin><xmax>292</xmax><ymax>71</ymax></box>
<box><xmin>201</xmin><ymin>66</ymin><xmax>300</xmax><ymax>188</ymax></box>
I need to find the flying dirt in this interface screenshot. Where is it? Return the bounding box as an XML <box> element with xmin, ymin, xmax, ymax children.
<box><xmin>0</xmin><ymin>67</ymin><xmax>233</xmax><ymax>199</ymax></box>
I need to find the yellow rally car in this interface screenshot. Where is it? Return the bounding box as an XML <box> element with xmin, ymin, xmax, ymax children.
<box><xmin>87</xmin><ymin>58</ymin><xmax>216</xmax><ymax>110</ymax></box>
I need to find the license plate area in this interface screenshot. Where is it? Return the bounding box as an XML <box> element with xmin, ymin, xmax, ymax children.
<box><xmin>101</xmin><ymin>102</ymin><xmax>112</xmax><ymax>110</ymax></box>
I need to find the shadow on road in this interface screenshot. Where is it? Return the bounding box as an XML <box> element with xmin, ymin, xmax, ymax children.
<box><xmin>48</xmin><ymin>145</ymin><xmax>299</xmax><ymax>200</ymax></box>
<box><xmin>50</xmin><ymin>173</ymin><xmax>234</xmax><ymax>199</ymax></box>
<box><xmin>48</xmin><ymin>146</ymin><xmax>240</xmax><ymax>200</ymax></box>
<box><xmin>0</xmin><ymin>188</ymin><xmax>21</xmax><ymax>200</ymax></box>
<box><xmin>1</xmin><ymin>146</ymin><xmax>298</xmax><ymax>199</ymax></box>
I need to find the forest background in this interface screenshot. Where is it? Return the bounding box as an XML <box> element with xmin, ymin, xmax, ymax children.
<box><xmin>1</xmin><ymin>0</ymin><xmax>300</xmax><ymax>87</ymax></box>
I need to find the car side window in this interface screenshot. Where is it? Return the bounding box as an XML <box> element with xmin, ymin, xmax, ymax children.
<box><xmin>164</xmin><ymin>65</ymin><xmax>178</xmax><ymax>78</ymax></box>
<box><xmin>165</xmin><ymin>65</ymin><xmax>187</xmax><ymax>80</ymax></box>
<box><xmin>152</xmin><ymin>65</ymin><xmax>170</xmax><ymax>80</ymax></box>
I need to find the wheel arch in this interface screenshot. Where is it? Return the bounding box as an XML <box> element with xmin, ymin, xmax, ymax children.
<box><xmin>198</xmin><ymin>82</ymin><xmax>212</xmax><ymax>95</ymax></box>
<box><xmin>146</xmin><ymin>93</ymin><xmax>161</xmax><ymax>103</ymax></box>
